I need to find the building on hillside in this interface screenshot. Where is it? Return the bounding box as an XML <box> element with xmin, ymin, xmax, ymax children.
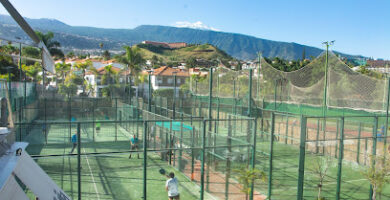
<box><xmin>146</xmin><ymin>66</ymin><xmax>190</xmax><ymax>97</ymax></box>
<box><xmin>366</xmin><ymin>59</ymin><xmax>390</xmax><ymax>74</ymax></box>
<box><xmin>189</xmin><ymin>68</ymin><xmax>208</xmax><ymax>76</ymax></box>
<box><xmin>141</xmin><ymin>41</ymin><xmax>187</xmax><ymax>49</ymax></box>
<box><xmin>241</xmin><ymin>61</ymin><xmax>257</xmax><ymax>69</ymax></box>
<box><xmin>366</xmin><ymin>59</ymin><xmax>390</xmax><ymax>68</ymax></box>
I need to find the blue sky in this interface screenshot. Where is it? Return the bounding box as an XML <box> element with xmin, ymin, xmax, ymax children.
<box><xmin>0</xmin><ymin>0</ymin><xmax>389</xmax><ymax>59</ymax></box>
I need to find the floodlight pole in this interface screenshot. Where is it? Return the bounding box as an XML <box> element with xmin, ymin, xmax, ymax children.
<box><xmin>335</xmin><ymin>117</ymin><xmax>345</xmax><ymax>200</ymax></box>
<box><xmin>384</xmin><ymin>76</ymin><xmax>390</xmax><ymax>155</ymax></box>
<box><xmin>296</xmin><ymin>115</ymin><xmax>307</xmax><ymax>200</ymax></box>
<box><xmin>257</xmin><ymin>52</ymin><xmax>261</xmax><ymax>104</ymax></box>
<box><xmin>148</xmin><ymin>71</ymin><xmax>152</xmax><ymax>112</ymax></box>
<box><xmin>206</xmin><ymin>67</ymin><xmax>213</xmax><ymax>192</ymax></box>
<box><xmin>173</xmin><ymin>72</ymin><xmax>177</xmax><ymax>120</ymax></box>
<box><xmin>322</xmin><ymin>41</ymin><xmax>334</xmax><ymax>117</ymax></box>
<box><xmin>77</xmin><ymin>123</ymin><xmax>81</xmax><ymax>200</ymax></box>
<box><xmin>248</xmin><ymin>69</ymin><xmax>253</xmax><ymax>116</ymax></box>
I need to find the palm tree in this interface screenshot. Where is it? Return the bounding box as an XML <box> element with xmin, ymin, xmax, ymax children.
<box><xmin>118</xmin><ymin>46</ymin><xmax>144</xmax><ymax>79</ymax></box>
<box><xmin>118</xmin><ymin>46</ymin><xmax>145</xmax><ymax>101</ymax></box>
<box><xmin>35</xmin><ymin>31</ymin><xmax>64</xmax><ymax>59</ymax></box>
<box><xmin>102</xmin><ymin>65</ymin><xmax>118</xmax><ymax>97</ymax></box>
<box><xmin>55</xmin><ymin>62</ymin><xmax>71</xmax><ymax>85</ymax></box>
<box><xmin>75</xmin><ymin>60</ymin><xmax>92</xmax><ymax>94</ymax></box>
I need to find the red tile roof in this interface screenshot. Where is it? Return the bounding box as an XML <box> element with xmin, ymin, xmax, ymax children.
<box><xmin>152</xmin><ymin>66</ymin><xmax>189</xmax><ymax>77</ymax></box>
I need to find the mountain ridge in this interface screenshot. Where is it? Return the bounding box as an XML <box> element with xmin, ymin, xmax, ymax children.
<box><xmin>0</xmin><ymin>14</ymin><xmax>366</xmax><ymax>61</ymax></box>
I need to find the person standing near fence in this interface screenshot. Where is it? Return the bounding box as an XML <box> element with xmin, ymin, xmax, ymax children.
<box><xmin>129</xmin><ymin>135</ymin><xmax>139</xmax><ymax>159</ymax></box>
<box><xmin>96</xmin><ymin>122</ymin><xmax>101</xmax><ymax>134</ymax></box>
<box><xmin>165</xmin><ymin>172</ymin><xmax>180</xmax><ymax>200</ymax></box>
<box><xmin>70</xmin><ymin>132</ymin><xmax>77</xmax><ymax>153</ymax></box>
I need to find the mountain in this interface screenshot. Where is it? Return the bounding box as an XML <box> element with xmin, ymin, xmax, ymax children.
<box><xmin>0</xmin><ymin>14</ymin><xmax>365</xmax><ymax>60</ymax></box>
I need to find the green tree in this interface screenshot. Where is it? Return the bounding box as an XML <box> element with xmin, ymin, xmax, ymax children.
<box><xmin>22</xmin><ymin>46</ymin><xmax>40</xmax><ymax>59</ymax></box>
<box><xmin>362</xmin><ymin>155</ymin><xmax>390</xmax><ymax>200</ymax></box>
<box><xmin>101</xmin><ymin>65</ymin><xmax>118</xmax><ymax>97</ymax></box>
<box><xmin>55</xmin><ymin>62</ymin><xmax>71</xmax><ymax>85</ymax></box>
<box><xmin>312</xmin><ymin>153</ymin><xmax>333</xmax><ymax>200</ymax></box>
<box><xmin>118</xmin><ymin>46</ymin><xmax>144</xmax><ymax>76</ymax></box>
<box><xmin>0</xmin><ymin>45</ymin><xmax>18</xmax><ymax>78</ymax></box>
<box><xmin>66</xmin><ymin>51</ymin><xmax>75</xmax><ymax>59</ymax></box>
<box><xmin>234</xmin><ymin>168</ymin><xmax>266</xmax><ymax>200</ymax></box>
<box><xmin>75</xmin><ymin>60</ymin><xmax>92</xmax><ymax>94</ymax></box>
<box><xmin>58</xmin><ymin>82</ymin><xmax>77</xmax><ymax>98</ymax></box>
<box><xmin>186</xmin><ymin>57</ymin><xmax>197</xmax><ymax>69</ymax></box>
<box><xmin>22</xmin><ymin>62</ymin><xmax>41</xmax><ymax>82</ymax></box>
<box><xmin>35</xmin><ymin>31</ymin><xmax>64</xmax><ymax>59</ymax></box>
<box><xmin>118</xmin><ymin>46</ymin><xmax>144</xmax><ymax>95</ymax></box>
<box><xmin>102</xmin><ymin>50</ymin><xmax>111</xmax><ymax>60</ymax></box>
<box><xmin>151</xmin><ymin>55</ymin><xmax>159</xmax><ymax>68</ymax></box>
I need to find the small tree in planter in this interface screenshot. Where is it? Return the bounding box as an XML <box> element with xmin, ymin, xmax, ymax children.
<box><xmin>362</xmin><ymin>153</ymin><xmax>390</xmax><ymax>200</ymax></box>
<box><xmin>312</xmin><ymin>153</ymin><xmax>333</xmax><ymax>200</ymax></box>
<box><xmin>234</xmin><ymin>168</ymin><xmax>266</xmax><ymax>200</ymax></box>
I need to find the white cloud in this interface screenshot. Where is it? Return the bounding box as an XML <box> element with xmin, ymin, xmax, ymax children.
<box><xmin>174</xmin><ymin>21</ymin><xmax>220</xmax><ymax>31</ymax></box>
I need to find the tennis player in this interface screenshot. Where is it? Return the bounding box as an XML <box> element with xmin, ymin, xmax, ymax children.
<box><xmin>166</xmin><ymin>172</ymin><xmax>180</xmax><ymax>200</ymax></box>
<box><xmin>129</xmin><ymin>135</ymin><xmax>139</xmax><ymax>159</ymax></box>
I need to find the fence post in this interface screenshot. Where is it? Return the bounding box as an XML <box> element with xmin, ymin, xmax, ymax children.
<box><xmin>356</xmin><ymin>123</ymin><xmax>362</xmax><ymax>163</ymax></box>
<box><xmin>68</xmin><ymin>96</ymin><xmax>72</xmax><ymax>142</ymax></box>
<box><xmin>268</xmin><ymin>112</ymin><xmax>275</xmax><ymax>199</ymax></box>
<box><xmin>115</xmin><ymin>98</ymin><xmax>118</xmax><ymax>141</ymax></box>
<box><xmin>316</xmin><ymin>119</ymin><xmax>320</xmax><ymax>153</ymax></box>
<box><xmin>336</xmin><ymin>117</ymin><xmax>345</xmax><ymax>200</ymax></box>
<box><xmin>18</xmin><ymin>97</ymin><xmax>22</xmax><ymax>141</ymax></box>
<box><xmin>200</xmin><ymin>120</ymin><xmax>207</xmax><ymax>200</ymax></box>
<box><xmin>335</xmin><ymin>119</ymin><xmax>339</xmax><ymax>158</ymax></box>
<box><xmin>285</xmin><ymin>116</ymin><xmax>289</xmax><ymax>144</ymax></box>
<box><xmin>369</xmin><ymin>117</ymin><xmax>378</xmax><ymax>200</ymax></box>
<box><xmin>44</xmin><ymin>97</ymin><xmax>47</xmax><ymax>144</ymax></box>
<box><xmin>191</xmin><ymin>127</ymin><xmax>195</xmax><ymax>181</ymax></box>
<box><xmin>225</xmin><ymin>116</ymin><xmax>232</xmax><ymax>200</ymax></box>
<box><xmin>250</xmin><ymin>118</ymin><xmax>258</xmax><ymax>200</ymax></box>
<box><xmin>77</xmin><ymin>122</ymin><xmax>81</xmax><ymax>200</ymax></box>
<box><xmin>169</xmin><ymin>121</ymin><xmax>173</xmax><ymax>165</ymax></box>
<box><xmin>206</xmin><ymin>68</ymin><xmax>213</xmax><ymax>192</ymax></box>
<box><xmin>384</xmin><ymin>77</ymin><xmax>390</xmax><ymax>156</ymax></box>
<box><xmin>297</xmin><ymin>115</ymin><xmax>307</xmax><ymax>200</ymax></box>
<box><xmin>213</xmin><ymin>98</ymin><xmax>220</xmax><ymax>166</ymax></box>
<box><xmin>142</xmin><ymin>121</ymin><xmax>148</xmax><ymax>200</ymax></box>
<box><xmin>179</xmin><ymin>121</ymin><xmax>183</xmax><ymax>171</ymax></box>
<box><xmin>92</xmin><ymin>99</ymin><xmax>95</xmax><ymax>142</ymax></box>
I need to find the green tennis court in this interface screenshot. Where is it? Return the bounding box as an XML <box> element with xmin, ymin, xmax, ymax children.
<box><xmin>22</xmin><ymin>119</ymin><xmax>215</xmax><ymax>200</ymax></box>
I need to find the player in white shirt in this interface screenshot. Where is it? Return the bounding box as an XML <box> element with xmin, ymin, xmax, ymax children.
<box><xmin>165</xmin><ymin>172</ymin><xmax>180</xmax><ymax>200</ymax></box>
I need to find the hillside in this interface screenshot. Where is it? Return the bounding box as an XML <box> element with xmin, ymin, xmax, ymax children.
<box><xmin>0</xmin><ymin>14</ymin><xmax>366</xmax><ymax>60</ymax></box>
<box><xmin>136</xmin><ymin>43</ymin><xmax>232</xmax><ymax>63</ymax></box>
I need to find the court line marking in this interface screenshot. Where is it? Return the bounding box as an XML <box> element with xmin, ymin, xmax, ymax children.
<box><xmin>83</xmin><ymin>147</ymin><xmax>100</xmax><ymax>200</ymax></box>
